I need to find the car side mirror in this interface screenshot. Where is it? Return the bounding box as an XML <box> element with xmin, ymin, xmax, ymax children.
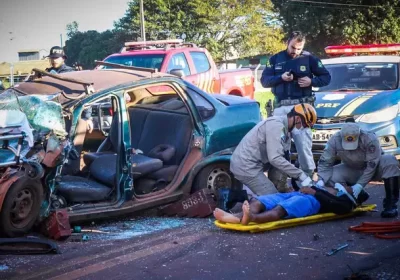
<box><xmin>169</xmin><ymin>69</ymin><xmax>185</xmax><ymax>78</ymax></box>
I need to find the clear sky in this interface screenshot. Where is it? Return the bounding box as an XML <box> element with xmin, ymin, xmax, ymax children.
<box><xmin>0</xmin><ymin>0</ymin><xmax>129</xmax><ymax>63</ymax></box>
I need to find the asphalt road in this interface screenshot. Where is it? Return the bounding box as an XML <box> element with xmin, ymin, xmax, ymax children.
<box><xmin>1</xmin><ymin>183</ymin><xmax>399</xmax><ymax>280</ymax></box>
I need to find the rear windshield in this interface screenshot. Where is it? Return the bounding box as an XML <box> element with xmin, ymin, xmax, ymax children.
<box><xmin>104</xmin><ymin>54</ymin><xmax>165</xmax><ymax>70</ymax></box>
<box><xmin>319</xmin><ymin>62</ymin><xmax>398</xmax><ymax>91</ymax></box>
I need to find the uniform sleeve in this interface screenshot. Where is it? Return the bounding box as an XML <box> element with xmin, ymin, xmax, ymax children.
<box><xmin>309</xmin><ymin>56</ymin><xmax>331</xmax><ymax>87</ymax></box>
<box><xmin>356</xmin><ymin>137</ymin><xmax>381</xmax><ymax>187</ymax></box>
<box><xmin>265</xmin><ymin>123</ymin><xmax>303</xmax><ymax>179</ymax></box>
<box><xmin>317</xmin><ymin>136</ymin><xmax>337</xmax><ymax>184</ymax></box>
<box><xmin>260</xmin><ymin>55</ymin><xmax>283</xmax><ymax>88</ymax></box>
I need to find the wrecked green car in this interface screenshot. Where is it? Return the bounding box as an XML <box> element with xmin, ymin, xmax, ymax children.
<box><xmin>0</xmin><ymin>67</ymin><xmax>260</xmax><ymax>236</ymax></box>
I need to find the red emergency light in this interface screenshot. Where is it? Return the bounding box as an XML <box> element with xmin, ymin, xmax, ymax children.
<box><xmin>325</xmin><ymin>43</ymin><xmax>400</xmax><ymax>55</ymax></box>
<box><xmin>124</xmin><ymin>39</ymin><xmax>183</xmax><ymax>48</ymax></box>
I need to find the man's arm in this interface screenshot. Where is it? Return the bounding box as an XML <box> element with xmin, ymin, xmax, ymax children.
<box><xmin>356</xmin><ymin>138</ymin><xmax>381</xmax><ymax>186</ymax></box>
<box><xmin>309</xmin><ymin>56</ymin><xmax>331</xmax><ymax>87</ymax></box>
<box><xmin>265</xmin><ymin>124</ymin><xmax>304</xmax><ymax>179</ymax></box>
<box><xmin>317</xmin><ymin>136</ymin><xmax>337</xmax><ymax>184</ymax></box>
<box><xmin>260</xmin><ymin>56</ymin><xmax>283</xmax><ymax>88</ymax></box>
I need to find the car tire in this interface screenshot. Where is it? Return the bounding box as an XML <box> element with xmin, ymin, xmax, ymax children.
<box><xmin>0</xmin><ymin>175</ymin><xmax>43</xmax><ymax>237</ymax></box>
<box><xmin>192</xmin><ymin>162</ymin><xmax>243</xmax><ymax>195</ymax></box>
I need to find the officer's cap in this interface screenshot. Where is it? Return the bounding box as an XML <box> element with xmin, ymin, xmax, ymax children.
<box><xmin>340</xmin><ymin>123</ymin><xmax>360</xmax><ymax>150</ymax></box>
<box><xmin>47</xmin><ymin>46</ymin><xmax>67</xmax><ymax>59</ymax></box>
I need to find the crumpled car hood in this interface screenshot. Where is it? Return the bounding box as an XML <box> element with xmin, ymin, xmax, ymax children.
<box><xmin>0</xmin><ymin>89</ymin><xmax>66</xmax><ymax>137</ymax></box>
<box><xmin>0</xmin><ymin>89</ymin><xmax>67</xmax><ymax>163</ymax></box>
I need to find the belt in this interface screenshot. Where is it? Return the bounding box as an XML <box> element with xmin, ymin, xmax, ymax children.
<box><xmin>278</xmin><ymin>96</ymin><xmax>315</xmax><ymax>106</ymax></box>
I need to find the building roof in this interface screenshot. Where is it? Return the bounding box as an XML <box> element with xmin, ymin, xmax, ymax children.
<box><xmin>0</xmin><ymin>60</ymin><xmax>50</xmax><ymax>77</ymax></box>
<box><xmin>18</xmin><ymin>49</ymin><xmax>42</xmax><ymax>53</ymax></box>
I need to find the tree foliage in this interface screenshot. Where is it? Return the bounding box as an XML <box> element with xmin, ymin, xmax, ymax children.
<box><xmin>64</xmin><ymin>28</ymin><xmax>124</xmax><ymax>69</ymax></box>
<box><xmin>113</xmin><ymin>0</ymin><xmax>286</xmax><ymax>61</ymax></box>
<box><xmin>271</xmin><ymin>0</ymin><xmax>400</xmax><ymax>56</ymax></box>
<box><xmin>65</xmin><ymin>0</ymin><xmax>287</xmax><ymax>67</ymax></box>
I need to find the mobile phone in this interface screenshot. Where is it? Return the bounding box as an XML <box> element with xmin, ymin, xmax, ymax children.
<box><xmin>287</xmin><ymin>70</ymin><xmax>294</xmax><ymax>76</ymax></box>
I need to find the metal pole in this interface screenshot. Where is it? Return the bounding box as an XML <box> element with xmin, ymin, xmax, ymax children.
<box><xmin>10</xmin><ymin>63</ymin><xmax>14</xmax><ymax>86</ymax></box>
<box><xmin>254</xmin><ymin>63</ymin><xmax>261</xmax><ymax>92</ymax></box>
<box><xmin>60</xmin><ymin>34</ymin><xmax>63</xmax><ymax>48</ymax></box>
<box><xmin>140</xmin><ymin>0</ymin><xmax>146</xmax><ymax>42</ymax></box>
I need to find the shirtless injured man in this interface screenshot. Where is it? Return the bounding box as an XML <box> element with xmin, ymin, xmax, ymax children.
<box><xmin>214</xmin><ymin>184</ymin><xmax>369</xmax><ymax>225</ymax></box>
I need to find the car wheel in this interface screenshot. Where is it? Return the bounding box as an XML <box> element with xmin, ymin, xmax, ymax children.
<box><xmin>0</xmin><ymin>176</ymin><xmax>43</xmax><ymax>237</ymax></box>
<box><xmin>192</xmin><ymin>163</ymin><xmax>243</xmax><ymax>195</ymax></box>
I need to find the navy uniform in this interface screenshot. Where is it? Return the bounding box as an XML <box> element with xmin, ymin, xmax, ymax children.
<box><xmin>46</xmin><ymin>63</ymin><xmax>75</xmax><ymax>74</ymax></box>
<box><xmin>261</xmin><ymin>50</ymin><xmax>331</xmax><ymax>177</ymax></box>
<box><xmin>318</xmin><ymin>123</ymin><xmax>400</xmax><ymax>217</ymax></box>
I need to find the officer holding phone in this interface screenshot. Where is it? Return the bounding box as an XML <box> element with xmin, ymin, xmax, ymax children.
<box><xmin>261</xmin><ymin>31</ymin><xmax>331</xmax><ymax>181</ymax></box>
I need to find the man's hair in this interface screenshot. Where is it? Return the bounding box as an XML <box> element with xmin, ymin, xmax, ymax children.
<box><xmin>287</xmin><ymin>31</ymin><xmax>306</xmax><ymax>43</ymax></box>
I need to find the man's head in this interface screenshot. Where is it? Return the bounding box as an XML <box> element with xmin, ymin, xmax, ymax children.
<box><xmin>287</xmin><ymin>103</ymin><xmax>317</xmax><ymax>131</ymax></box>
<box><xmin>47</xmin><ymin>46</ymin><xmax>67</xmax><ymax>69</ymax></box>
<box><xmin>340</xmin><ymin>123</ymin><xmax>360</xmax><ymax>150</ymax></box>
<box><xmin>286</xmin><ymin>31</ymin><xmax>306</xmax><ymax>58</ymax></box>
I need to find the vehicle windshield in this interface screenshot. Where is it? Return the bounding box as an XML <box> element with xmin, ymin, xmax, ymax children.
<box><xmin>319</xmin><ymin>62</ymin><xmax>398</xmax><ymax>91</ymax></box>
<box><xmin>103</xmin><ymin>54</ymin><xmax>165</xmax><ymax>70</ymax></box>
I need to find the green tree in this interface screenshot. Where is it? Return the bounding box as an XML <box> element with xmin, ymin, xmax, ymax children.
<box><xmin>114</xmin><ymin>0</ymin><xmax>285</xmax><ymax>61</ymax></box>
<box><xmin>66</xmin><ymin>21</ymin><xmax>79</xmax><ymax>38</ymax></box>
<box><xmin>271</xmin><ymin>0</ymin><xmax>400</xmax><ymax>56</ymax></box>
<box><xmin>64</xmin><ymin>24</ymin><xmax>124</xmax><ymax>69</ymax></box>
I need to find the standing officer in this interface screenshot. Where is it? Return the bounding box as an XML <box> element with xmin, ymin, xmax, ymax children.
<box><xmin>46</xmin><ymin>46</ymin><xmax>92</xmax><ymax>174</ymax></box>
<box><xmin>317</xmin><ymin>123</ymin><xmax>400</xmax><ymax>218</ymax></box>
<box><xmin>261</xmin><ymin>31</ymin><xmax>331</xmax><ymax>178</ymax></box>
<box><xmin>230</xmin><ymin>103</ymin><xmax>317</xmax><ymax>196</ymax></box>
<box><xmin>46</xmin><ymin>46</ymin><xmax>75</xmax><ymax>74</ymax></box>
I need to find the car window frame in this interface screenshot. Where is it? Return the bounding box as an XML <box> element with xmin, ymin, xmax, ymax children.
<box><xmin>189</xmin><ymin>51</ymin><xmax>211</xmax><ymax>74</ymax></box>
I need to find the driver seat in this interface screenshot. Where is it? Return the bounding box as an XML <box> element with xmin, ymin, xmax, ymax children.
<box><xmin>83</xmin><ymin>113</ymin><xmax>119</xmax><ymax>166</ymax></box>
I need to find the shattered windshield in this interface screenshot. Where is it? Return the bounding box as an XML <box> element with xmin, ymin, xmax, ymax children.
<box><xmin>0</xmin><ymin>89</ymin><xmax>67</xmax><ymax>163</ymax></box>
<box><xmin>319</xmin><ymin>63</ymin><xmax>398</xmax><ymax>91</ymax></box>
<box><xmin>103</xmin><ymin>54</ymin><xmax>165</xmax><ymax>70</ymax></box>
<box><xmin>0</xmin><ymin>89</ymin><xmax>66</xmax><ymax>139</ymax></box>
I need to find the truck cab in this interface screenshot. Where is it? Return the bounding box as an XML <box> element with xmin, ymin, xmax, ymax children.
<box><xmin>99</xmin><ymin>39</ymin><xmax>254</xmax><ymax>99</ymax></box>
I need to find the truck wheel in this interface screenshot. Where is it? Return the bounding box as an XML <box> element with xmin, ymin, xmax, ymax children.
<box><xmin>192</xmin><ymin>163</ymin><xmax>243</xmax><ymax>195</ymax></box>
<box><xmin>0</xmin><ymin>176</ymin><xmax>43</xmax><ymax>237</ymax></box>
<box><xmin>229</xmin><ymin>91</ymin><xmax>242</xmax><ymax>96</ymax></box>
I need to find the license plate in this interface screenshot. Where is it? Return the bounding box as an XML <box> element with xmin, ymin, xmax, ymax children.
<box><xmin>312</xmin><ymin>129</ymin><xmax>339</xmax><ymax>142</ymax></box>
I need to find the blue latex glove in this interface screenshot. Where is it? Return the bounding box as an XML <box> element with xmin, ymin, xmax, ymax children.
<box><xmin>298</xmin><ymin>173</ymin><xmax>313</xmax><ymax>188</ymax></box>
<box><xmin>315</xmin><ymin>180</ymin><xmax>325</xmax><ymax>189</ymax></box>
<box><xmin>335</xmin><ymin>183</ymin><xmax>357</xmax><ymax>206</ymax></box>
<box><xmin>351</xmin><ymin>184</ymin><xmax>363</xmax><ymax>199</ymax></box>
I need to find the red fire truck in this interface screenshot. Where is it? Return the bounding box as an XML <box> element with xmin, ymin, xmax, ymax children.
<box><xmin>99</xmin><ymin>39</ymin><xmax>255</xmax><ymax>99</ymax></box>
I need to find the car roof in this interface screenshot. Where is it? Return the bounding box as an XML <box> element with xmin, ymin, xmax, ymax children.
<box><xmin>14</xmin><ymin>69</ymin><xmax>173</xmax><ymax>97</ymax></box>
<box><xmin>322</xmin><ymin>55</ymin><xmax>400</xmax><ymax>65</ymax></box>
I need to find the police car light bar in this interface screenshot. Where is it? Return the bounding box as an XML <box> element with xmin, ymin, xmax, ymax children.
<box><xmin>325</xmin><ymin>43</ymin><xmax>400</xmax><ymax>55</ymax></box>
<box><xmin>125</xmin><ymin>39</ymin><xmax>183</xmax><ymax>47</ymax></box>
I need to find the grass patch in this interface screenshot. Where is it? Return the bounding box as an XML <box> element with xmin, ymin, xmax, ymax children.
<box><xmin>255</xmin><ymin>90</ymin><xmax>274</xmax><ymax>118</ymax></box>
